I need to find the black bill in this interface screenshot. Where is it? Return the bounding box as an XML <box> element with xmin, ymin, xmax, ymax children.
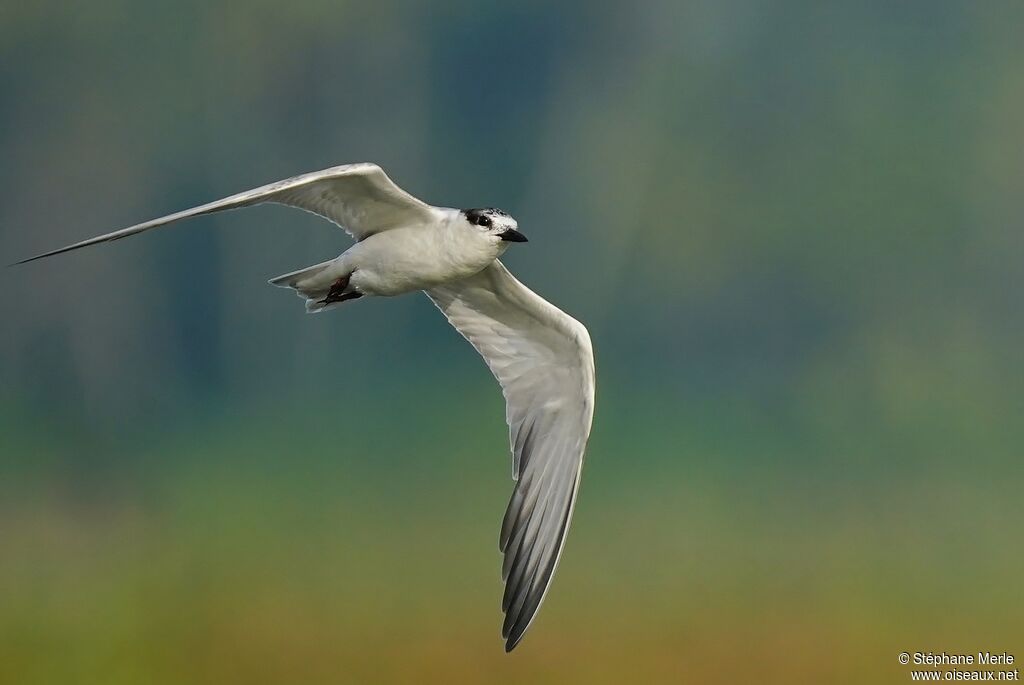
<box><xmin>500</xmin><ymin>228</ymin><xmax>528</xmax><ymax>243</ymax></box>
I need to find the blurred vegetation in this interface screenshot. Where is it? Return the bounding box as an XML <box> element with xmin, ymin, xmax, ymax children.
<box><xmin>1</xmin><ymin>1</ymin><xmax>1022</xmax><ymax>683</ymax></box>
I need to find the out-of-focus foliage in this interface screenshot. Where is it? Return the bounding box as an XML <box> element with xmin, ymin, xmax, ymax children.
<box><xmin>1</xmin><ymin>2</ymin><xmax>1021</xmax><ymax>683</ymax></box>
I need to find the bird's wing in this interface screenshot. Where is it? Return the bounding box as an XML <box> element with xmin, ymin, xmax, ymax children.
<box><xmin>15</xmin><ymin>163</ymin><xmax>437</xmax><ymax>264</ymax></box>
<box><xmin>426</xmin><ymin>260</ymin><xmax>595</xmax><ymax>651</ymax></box>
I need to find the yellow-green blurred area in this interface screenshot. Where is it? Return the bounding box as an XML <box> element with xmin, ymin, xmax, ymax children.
<box><xmin>1</xmin><ymin>2</ymin><xmax>1023</xmax><ymax>683</ymax></box>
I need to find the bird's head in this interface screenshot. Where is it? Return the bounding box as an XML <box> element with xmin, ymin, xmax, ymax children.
<box><xmin>460</xmin><ymin>208</ymin><xmax>527</xmax><ymax>245</ymax></box>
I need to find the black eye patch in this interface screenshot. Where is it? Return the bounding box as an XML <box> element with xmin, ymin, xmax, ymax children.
<box><xmin>462</xmin><ymin>207</ymin><xmax>501</xmax><ymax>228</ymax></box>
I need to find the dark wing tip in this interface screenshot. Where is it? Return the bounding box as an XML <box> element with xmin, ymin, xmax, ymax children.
<box><xmin>10</xmin><ymin>249</ymin><xmax>63</xmax><ymax>266</ymax></box>
<box><xmin>503</xmin><ymin>600</ymin><xmax>538</xmax><ymax>652</ymax></box>
<box><xmin>498</xmin><ymin>475</ymin><xmax>579</xmax><ymax>654</ymax></box>
<box><xmin>10</xmin><ymin>237</ymin><xmax>114</xmax><ymax>266</ymax></box>
<box><xmin>500</xmin><ymin>574</ymin><xmax>547</xmax><ymax>653</ymax></box>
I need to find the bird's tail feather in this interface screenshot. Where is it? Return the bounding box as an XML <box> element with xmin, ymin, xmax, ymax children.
<box><xmin>268</xmin><ymin>260</ymin><xmax>343</xmax><ymax>313</ymax></box>
<box><xmin>268</xmin><ymin>260</ymin><xmax>334</xmax><ymax>289</ymax></box>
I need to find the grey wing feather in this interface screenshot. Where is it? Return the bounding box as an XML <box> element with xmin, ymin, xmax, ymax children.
<box><xmin>14</xmin><ymin>163</ymin><xmax>436</xmax><ymax>264</ymax></box>
<box><xmin>426</xmin><ymin>261</ymin><xmax>595</xmax><ymax>651</ymax></box>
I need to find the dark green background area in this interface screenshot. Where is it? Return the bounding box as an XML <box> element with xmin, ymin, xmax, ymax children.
<box><xmin>1</xmin><ymin>2</ymin><xmax>1021</xmax><ymax>683</ymax></box>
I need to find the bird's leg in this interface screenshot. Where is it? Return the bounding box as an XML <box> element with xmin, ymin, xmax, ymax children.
<box><xmin>324</xmin><ymin>275</ymin><xmax>350</xmax><ymax>301</ymax></box>
<box><xmin>319</xmin><ymin>274</ymin><xmax>362</xmax><ymax>305</ymax></box>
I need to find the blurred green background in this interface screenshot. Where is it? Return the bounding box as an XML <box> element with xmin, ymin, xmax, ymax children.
<box><xmin>1</xmin><ymin>2</ymin><xmax>1022</xmax><ymax>683</ymax></box>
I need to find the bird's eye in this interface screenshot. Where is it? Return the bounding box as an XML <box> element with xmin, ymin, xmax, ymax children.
<box><xmin>478</xmin><ymin>215</ymin><xmax>492</xmax><ymax>228</ymax></box>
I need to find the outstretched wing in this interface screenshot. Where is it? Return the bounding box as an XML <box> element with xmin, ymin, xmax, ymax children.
<box><xmin>426</xmin><ymin>261</ymin><xmax>595</xmax><ymax>651</ymax></box>
<box><xmin>15</xmin><ymin>163</ymin><xmax>438</xmax><ymax>264</ymax></box>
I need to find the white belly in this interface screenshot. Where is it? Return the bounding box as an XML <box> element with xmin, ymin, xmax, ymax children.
<box><xmin>344</xmin><ymin>226</ymin><xmax>502</xmax><ymax>297</ymax></box>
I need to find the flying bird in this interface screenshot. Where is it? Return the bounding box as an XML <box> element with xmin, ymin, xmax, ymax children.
<box><xmin>16</xmin><ymin>162</ymin><xmax>595</xmax><ymax>652</ymax></box>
